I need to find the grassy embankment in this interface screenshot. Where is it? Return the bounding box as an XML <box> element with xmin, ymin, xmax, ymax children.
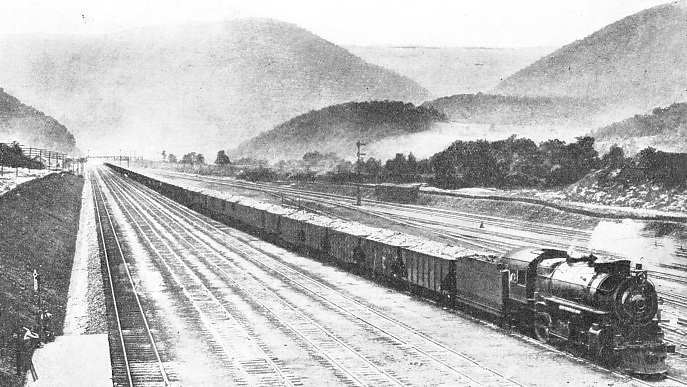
<box><xmin>0</xmin><ymin>173</ymin><xmax>84</xmax><ymax>386</ymax></box>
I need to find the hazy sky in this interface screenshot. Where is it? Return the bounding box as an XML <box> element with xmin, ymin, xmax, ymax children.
<box><xmin>4</xmin><ymin>0</ymin><xmax>674</xmax><ymax>47</ymax></box>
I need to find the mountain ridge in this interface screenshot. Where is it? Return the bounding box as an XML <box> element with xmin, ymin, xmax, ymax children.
<box><xmin>492</xmin><ymin>1</ymin><xmax>687</xmax><ymax>117</ymax></box>
<box><xmin>0</xmin><ymin>18</ymin><xmax>428</xmax><ymax>157</ymax></box>
<box><xmin>0</xmin><ymin>87</ymin><xmax>76</xmax><ymax>153</ymax></box>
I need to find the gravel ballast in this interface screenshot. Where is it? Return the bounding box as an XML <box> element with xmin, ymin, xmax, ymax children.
<box><xmin>63</xmin><ymin>173</ymin><xmax>107</xmax><ymax>335</ymax></box>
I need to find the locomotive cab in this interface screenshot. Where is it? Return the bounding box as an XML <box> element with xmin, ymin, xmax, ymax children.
<box><xmin>501</xmin><ymin>247</ymin><xmax>568</xmax><ymax>306</ymax></box>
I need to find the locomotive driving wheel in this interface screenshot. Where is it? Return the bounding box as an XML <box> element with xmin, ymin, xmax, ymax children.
<box><xmin>534</xmin><ymin>312</ymin><xmax>552</xmax><ymax>344</ymax></box>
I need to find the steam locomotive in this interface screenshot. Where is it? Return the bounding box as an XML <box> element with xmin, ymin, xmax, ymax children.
<box><xmin>105</xmin><ymin>164</ymin><xmax>675</xmax><ymax>375</ymax></box>
<box><xmin>503</xmin><ymin>247</ymin><xmax>674</xmax><ymax>374</ymax></box>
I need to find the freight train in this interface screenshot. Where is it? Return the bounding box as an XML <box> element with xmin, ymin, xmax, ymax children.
<box><xmin>105</xmin><ymin>164</ymin><xmax>674</xmax><ymax>375</ymax></box>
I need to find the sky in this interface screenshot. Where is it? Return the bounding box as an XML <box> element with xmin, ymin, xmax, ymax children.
<box><xmin>3</xmin><ymin>0</ymin><xmax>675</xmax><ymax>48</ymax></box>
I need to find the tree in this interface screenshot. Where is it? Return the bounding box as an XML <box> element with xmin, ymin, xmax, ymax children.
<box><xmin>364</xmin><ymin>157</ymin><xmax>383</xmax><ymax>178</ymax></box>
<box><xmin>215</xmin><ymin>150</ymin><xmax>231</xmax><ymax>165</ymax></box>
<box><xmin>181</xmin><ymin>152</ymin><xmax>196</xmax><ymax>164</ymax></box>
<box><xmin>162</xmin><ymin>150</ymin><xmax>167</xmax><ymax>162</ymax></box>
<box><xmin>168</xmin><ymin>154</ymin><xmax>177</xmax><ymax>163</ymax></box>
<box><xmin>407</xmin><ymin>153</ymin><xmax>418</xmax><ymax>176</ymax></box>
<box><xmin>636</xmin><ymin>147</ymin><xmax>658</xmax><ymax>177</ymax></box>
<box><xmin>195</xmin><ymin>153</ymin><xmax>205</xmax><ymax>165</ymax></box>
<box><xmin>385</xmin><ymin>153</ymin><xmax>408</xmax><ymax>181</ymax></box>
<box><xmin>303</xmin><ymin>151</ymin><xmax>323</xmax><ymax>171</ymax></box>
<box><xmin>1</xmin><ymin>142</ymin><xmax>25</xmax><ymax>168</ymax></box>
<box><xmin>602</xmin><ymin>145</ymin><xmax>625</xmax><ymax>168</ymax></box>
<box><xmin>302</xmin><ymin>151</ymin><xmax>323</xmax><ymax>164</ymax></box>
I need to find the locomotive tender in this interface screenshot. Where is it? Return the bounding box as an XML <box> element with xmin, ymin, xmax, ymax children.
<box><xmin>106</xmin><ymin>164</ymin><xmax>674</xmax><ymax>375</ymax></box>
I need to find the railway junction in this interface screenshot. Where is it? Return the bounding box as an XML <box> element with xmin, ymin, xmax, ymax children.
<box><xmin>23</xmin><ymin>164</ymin><xmax>687</xmax><ymax>386</ymax></box>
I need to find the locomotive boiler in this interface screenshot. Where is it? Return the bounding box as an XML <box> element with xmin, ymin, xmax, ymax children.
<box><xmin>503</xmin><ymin>247</ymin><xmax>674</xmax><ymax>374</ymax></box>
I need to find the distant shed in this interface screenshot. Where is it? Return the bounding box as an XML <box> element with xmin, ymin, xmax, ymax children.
<box><xmin>375</xmin><ymin>183</ymin><xmax>421</xmax><ymax>203</ymax></box>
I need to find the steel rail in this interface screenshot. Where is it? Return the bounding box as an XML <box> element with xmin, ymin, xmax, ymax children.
<box><xmin>103</xmin><ymin>168</ymin><xmax>409</xmax><ymax>387</ymax></box>
<box><xmin>124</xmin><ymin>171</ymin><xmax>679</xmax><ymax>387</ymax></box>
<box><xmin>92</xmin><ymin>171</ymin><xmax>171</xmax><ymax>387</ymax></box>
<box><xmin>152</xmin><ymin>170</ymin><xmax>592</xmax><ymax>241</ymax></box>
<box><xmin>91</xmin><ymin>174</ymin><xmax>134</xmax><ymax>387</ymax></box>
<box><xmin>98</xmin><ymin>167</ymin><xmax>313</xmax><ymax>387</ymax></box>
<box><xmin>116</xmin><ymin>166</ymin><xmax>687</xmax><ymax>384</ymax></box>
<box><xmin>113</xmin><ymin>169</ymin><xmax>556</xmax><ymax>387</ymax></box>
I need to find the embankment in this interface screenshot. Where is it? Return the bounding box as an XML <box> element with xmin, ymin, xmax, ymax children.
<box><xmin>0</xmin><ymin>173</ymin><xmax>84</xmax><ymax>386</ymax></box>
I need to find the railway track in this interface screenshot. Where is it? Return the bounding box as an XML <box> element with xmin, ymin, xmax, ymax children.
<box><xmin>115</xmin><ymin>167</ymin><xmax>687</xmax><ymax>386</ymax></box>
<box><xmin>156</xmin><ymin>171</ymin><xmax>592</xmax><ymax>247</ymax></box>
<box><xmin>651</xmin><ymin>270</ymin><xmax>687</xmax><ymax>286</ymax></box>
<box><xmin>100</xmin><ymin>166</ymin><xmax>530</xmax><ymax>386</ymax></box>
<box><xmin>103</xmin><ymin>168</ymin><xmax>433</xmax><ymax>386</ymax></box>
<box><xmin>144</xmin><ymin>171</ymin><xmax>687</xmax><ymax>319</ymax></box>
<box><xmin>149</xmin><ymin>172</ymin><xmax>687</xmax><ymax>284</ymax></box>
<box><xmin>97</xmin><ymin>169</ymin><xmax>303</xmax><ymax>386</ymax></box>
<box><xmin>159</xmin><ymin>172</ymin><xmax>594</xmax><ymax>256</ymax></box>
<box><xmin>91</xmin><ymin>173</ymin><xmax>173</xmax><ymax>387</ymax></box>
<box><xmin>211</xmin><ymin>175</ymin><xmax>687</xmax><ymax>278</ymax></box>
<box><xmin>156</xmin><ymin>171</ymin><xmax>673</xmax><ymax>275</ymax></box>
<box><xmin>662</xmin><ymin>292</ymin><xmax>687</xmax><ymax>309</ymax></box>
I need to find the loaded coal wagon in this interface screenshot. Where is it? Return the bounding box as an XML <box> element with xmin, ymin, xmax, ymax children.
<box><xmin>361</xmin><ymin>230</ymin><xmax>417</xmax><ymax>282</ymax></box>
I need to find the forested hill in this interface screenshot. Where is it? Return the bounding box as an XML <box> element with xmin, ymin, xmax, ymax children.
<box><xmin>0</xmin><ymin>88</ymin><xmax>76</xmax><ymax>153</ymax></box>
<box><xmin>231</xmin><ymin>101</ymin><xmax>447</xmax><ymax>162</ymax></box>
<box><xmin>0</xmin><ymin>18</ymin><xmax>428</xmax><ymax>157</ymax></box>
<box><xmin>422</xmin><ymin>93</ymin><xmax>604</xmax><ymax>126</ymax></box>
<box><xmin>492</xmin><ymin>1</ymin><xmax>687</xmax><ymax>117</ymax></box>
<box><xmin>591</xmin><ymin>102</ymin><xmax>687</xmax><ymax>152</ymax></box>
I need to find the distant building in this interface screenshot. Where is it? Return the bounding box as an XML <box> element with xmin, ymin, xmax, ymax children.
<box><xmin>375</xmin><ymin>183</ymin><xmax>421</xmax><ymax>203</ymax></box>
<box><xmin>30</xmin><ymin>156</ymin><xmax>47</xmax><ymax>169</ymax></box>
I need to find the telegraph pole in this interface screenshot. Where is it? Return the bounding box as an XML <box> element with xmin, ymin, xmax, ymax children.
<box><xmin>356</xmin><ymin>140</ymin><xmax>366</xmax><ymax>206</ymax></box>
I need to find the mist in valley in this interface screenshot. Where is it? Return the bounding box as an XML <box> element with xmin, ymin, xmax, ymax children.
<box><xmin>359</xmin><ymin>122</ymin><xmax>592</xmax><ymax>162</ymax></box>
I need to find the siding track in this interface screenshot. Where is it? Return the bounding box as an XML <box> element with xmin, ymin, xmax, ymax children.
<box><xmin>97</xmin><ymin>166</ymin><xmax>528</xmax><ymax>386</ymax></box>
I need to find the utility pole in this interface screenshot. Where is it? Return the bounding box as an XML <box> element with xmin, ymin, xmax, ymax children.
<box><xmin>356</xmin><ymin>140</ymin><xmax>366</xmax><ymax>206</ymax></box>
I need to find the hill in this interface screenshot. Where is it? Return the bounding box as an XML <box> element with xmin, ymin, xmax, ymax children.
<box><xmin>0</xmin><ymin>88</ymin><xmax>76</xmax><ymax>154</ymax></box>
<box><xmin>231</xmin><ymin>100</ymin><xmax>446</xmax><ymax>162</ymax></box>
<box><xmin>0</xmin><ymin>19</ymin><xmax>428</xmax><ymax>157</ymax></box>
<box><xmin>422</xmin><ymin>93</ymin><xmax>605</xmax><ymax>126</ymax></box>
<box><xmin>492</xmin><ymin>1</ymin><xmax>687</xmax><ymax>118</ymax></box>
<box><xmin>346</xmin><ymin>46</ymin><xmax>554</xmax><ymax>98</ymax></box>
<box><xmin>591</xmin><ymin>102</ymin><xmax>687</xmax><ymax>153</ymax></box>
